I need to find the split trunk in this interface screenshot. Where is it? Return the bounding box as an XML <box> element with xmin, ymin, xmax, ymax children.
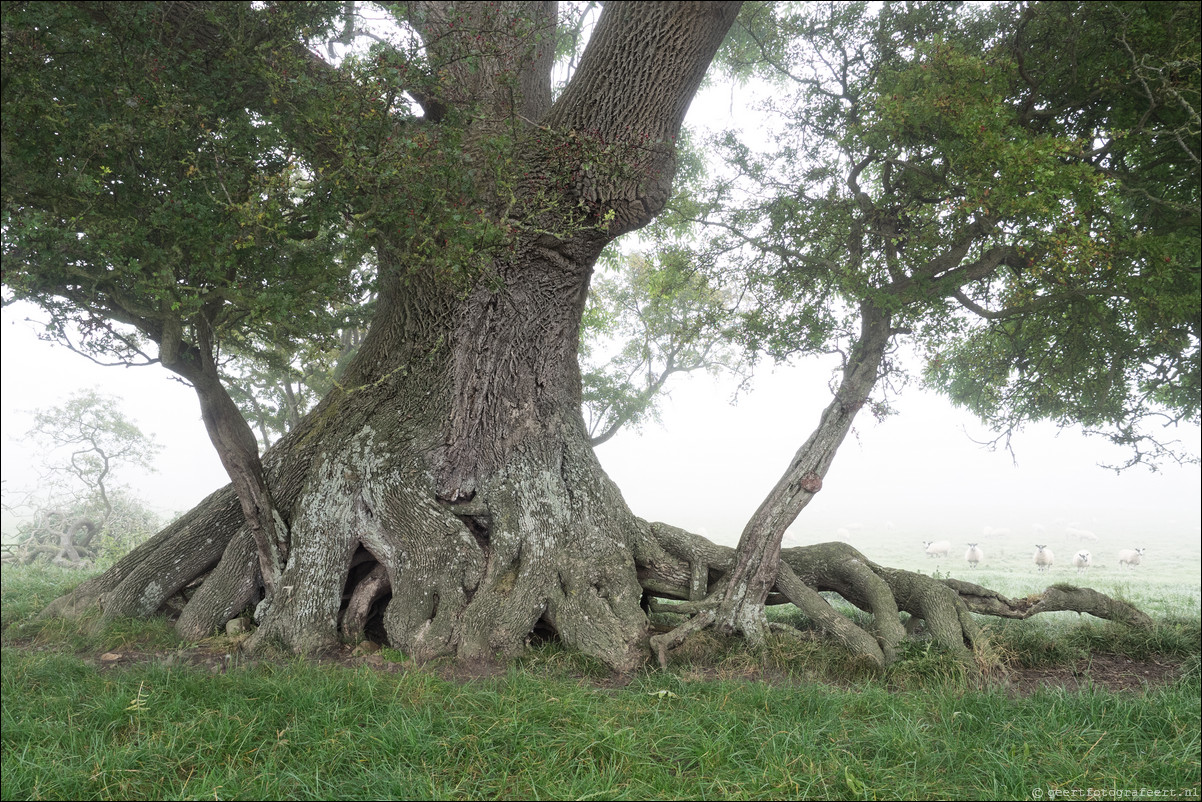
<box><xmin>42</xmin><ymin>1</ymin><xmax>743</xmax><ymax>674</ymax></box>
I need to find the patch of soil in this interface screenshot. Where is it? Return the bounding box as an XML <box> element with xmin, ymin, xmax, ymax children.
<box><xmin>997</xmin><ymin>653</ymin><xmax>1185</xmax><ymax>696</ymax></box>
<box><xmin>72</xmin><ymin>639</ymin><xmax>1190</xmax><ymax>695</ymax></box>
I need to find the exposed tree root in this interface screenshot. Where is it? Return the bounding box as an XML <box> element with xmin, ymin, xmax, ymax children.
<box><xmin>646</xmin><ymin>536</ymin><xmax>1148</xmax><ymax>673</ymax></box>
<box><xmin>175</xmin><ymin>529</ymin><xmax>259</xmax><ymax>642</ymax></box>
<box><xmin>38</xmin><ymin>486</ymin><xmax>242</xmax><ymax>623</ymax></box>
<box><xmin>37</xmin><ymin>480</ymin><xmax>1150</xmax><ymax>676</ymax></box>
<box><xmin>38</xmin><ymin>423</ymin><xmax>655</xmax><ymax>674</ymax></box>
<box><xmin>941</xmin><ymin>577</ymin><xmax>1154</xmax><ymax>628</ymax></box>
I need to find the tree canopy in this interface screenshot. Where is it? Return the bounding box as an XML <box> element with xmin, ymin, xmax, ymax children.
<box><xmin>633</xmin><ymin>0</ymin><xmax>1200</xmax><ymax>650</ymax></box>
<box><xmin>681</xmin><ymin>0</ymin><xmax>1199</xmax><ymax>466</ymax></box>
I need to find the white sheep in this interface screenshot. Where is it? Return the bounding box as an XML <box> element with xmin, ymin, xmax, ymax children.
<box><xmin>1033</xmin><ymin>545</ymin><xmax>1054</xmax><ymax>572</ymax></box>
<box><xmin>965</xmin><ymin>544</ymin><xmax>983</xmax><ymax>568</ymax></box>
<box><xmin>923</xmin><ymin>540</ymin><xmax>951</xmax><ymax>558</ymax></box>
<box><xmin>1072</xmin><ymin>550</ymin><xmax>1092</xmax><ymax>574</ymax></box>
<box><xmin>1118</xmin><ymin>547</ymin><xmax>1146</xmax><ymax>568</ymax></box>
<box><xmin>1066</xmin><ymin>526</ymin><xmax>1099</xmax><ymax>543</ymax></box>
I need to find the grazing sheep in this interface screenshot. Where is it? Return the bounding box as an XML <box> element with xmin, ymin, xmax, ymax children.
<box><xmin>1066</xmin><ymin>526</ymin><xmax>1099</xmax><ymax>543</ymax></box>
<box><xmin>1072</xmin><ymin>550</ymin><xmax>1092</xmax><ymax>574</ymax></box>
<box><xmin>923</xmin><ymin>540</ymin><xmax>951</xmax><ymax>558</ymax></box>
<box><xmin>965</xmin><ymin>544</ymin><xmax>983</xmax><ymax>568</ymax></box>
<box><xmin>1118</xmin><ymin>547</ymin><xmax>1146</xmax><ymax>568</ymax></box>
<box><xmin>1033</xmin><ymin>545</ymin><xmax>1054</xmax><ymax>572</ymax></box>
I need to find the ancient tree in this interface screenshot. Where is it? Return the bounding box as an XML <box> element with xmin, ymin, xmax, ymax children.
<box><xmin>3</xmin><ymin>2</ymin><xmax>1190</xmax><ymax>673</ymax></box>
<box><xmin>6</xmin><ymin>1</ymin><xmax>745</xmax><ymax>672</ymax></box>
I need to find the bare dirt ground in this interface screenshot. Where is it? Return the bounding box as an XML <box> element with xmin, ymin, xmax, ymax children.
<box><xmin>996</xmin><ymin>653</ymin><xmax>1186</xmax><ymax>695</ymax></box>
<box><xmin>57</xmin><ymin>639</ymin><xmax>1189</xmax><ymax>696</ymax></box>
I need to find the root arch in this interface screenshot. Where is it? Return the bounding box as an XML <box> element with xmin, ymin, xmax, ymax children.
<box><xmin>645</xmin><ymin>536</ymin><xmax>1149</xmax><ymax>672</ymax></box>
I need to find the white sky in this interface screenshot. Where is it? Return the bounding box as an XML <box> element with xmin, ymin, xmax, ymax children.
<box><xmin>3</xmin><ymin>19</ymin><xmax>1200</xmax><ymax>551</ymax></box>
<box><xmin>4</xmin><ymin>300</ymin><xmax>1199</xmax><ymax>547</ymax></box>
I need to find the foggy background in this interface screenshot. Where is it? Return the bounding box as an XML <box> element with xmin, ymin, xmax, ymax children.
<box><xmin>5</xmin><ymin>299</ymin><xmax>1200</xmax><ymax>554</ymax></box>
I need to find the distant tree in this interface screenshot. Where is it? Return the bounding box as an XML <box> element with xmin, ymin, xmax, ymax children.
<box><xmin>224</xmin><ymin>308</ymin><xmax>372</xmax><ymax>449</ymax></box>
<box><xmin>3</xmin><ymin>488</ymin><xmax>163</xmax><ymax>569</ymax></box>
<box><xmin>2</xmin><ymin>390</ymin><xmax>161</xmax><ymax>567</ymax></box>
<box><xmin>582</xmin><ymin>248</ymin><xmax>743</xmax><ymax>446</ymax></box>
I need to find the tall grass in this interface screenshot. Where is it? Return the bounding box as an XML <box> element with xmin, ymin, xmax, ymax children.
<box><xmin>3</xmin><ymin>648</ymin><xmax>1199</xmax><ymax>801</ymax></box>
<box><xmin>3</xmin><ymin>564</ymin><xmax>1199</xmax><ymax>801</ymax></box>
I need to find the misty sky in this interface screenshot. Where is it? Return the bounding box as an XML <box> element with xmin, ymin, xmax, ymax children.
<box><xmin>4</xmin><ymin>299</ymin><xmax>1200</xmax><ymax>550</ymax></box>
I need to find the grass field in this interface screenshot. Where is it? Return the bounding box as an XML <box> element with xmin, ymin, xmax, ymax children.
<box><xmin>2</xmin><ymin>561</ymin><xmax>1199</xmax><ymax>801</ymax></box>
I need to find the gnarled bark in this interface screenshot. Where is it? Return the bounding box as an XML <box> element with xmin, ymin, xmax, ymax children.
<box><xmin>943</xmin><ymin>578</ymin><xmax>1154</xmax><ymax>628</ymax></box>
<box><xmin>648</xmin><ymin>539</ymin><xmax>1143</xmax><ymax>671</ymax></box>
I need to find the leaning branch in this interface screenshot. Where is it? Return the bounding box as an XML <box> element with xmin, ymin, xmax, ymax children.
<box><xmin>951</xmin><ymin>287</ymin><xmax>1127</xmax><ymax>321</ymax></box>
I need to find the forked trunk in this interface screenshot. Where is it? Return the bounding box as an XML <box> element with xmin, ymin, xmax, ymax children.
<box><xmin>40</xmin><ymin>1</ymin><xmax>744</xmax><ymax>674</ymax></box>
<box><xmin>712</xmin><ymin>301</ymin><xmax>895</xmax><ymax>641</ymax></box>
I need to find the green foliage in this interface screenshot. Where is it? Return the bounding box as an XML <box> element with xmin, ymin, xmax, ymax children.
<box><xmin>0</xmin><ymin>2</ymin><xmax>604</xmax><ymax>417</ymax></box>
<box><xmin>551</xmin><ymin>2</ymin><xmax>602</xmax><ymax>98</ymax></box>
<box><xmin>582</xmin><ymin>247</ymin><xmax>742</xmax><ymax>444</ymax></box>
<box><xmin>692</xmin><ymin>0</ymin><xmax>1199</xmax><ymax>466</ymax></box>
<box><xmin>0</xmin><ymin>1</ymin><xmax>370</xmax><ymax>406</ymax></box>
<box><xmin>914</xmin><ymin>2</ymin><xmax>1202</xmax><ymax>465</ymax></box>
<box><xmin>0</xmin><ymin>1</ymin><xmax>507</xmax><ymax>382</ymax></box>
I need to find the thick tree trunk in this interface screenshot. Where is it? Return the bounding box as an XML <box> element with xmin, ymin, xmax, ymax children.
<box><xmin>40</xmin><ymin>1</ymin><xmax>743</xmax><ymax>675</ymax></box>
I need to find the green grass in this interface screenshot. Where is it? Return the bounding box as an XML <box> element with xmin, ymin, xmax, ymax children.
<box><xmin>0</xmin><ymin>563</ymin><xmax>91</xmax><ymax>626</ymax></box>
<box><xmin>3</xmin><ymin>564</ymin><xmax>1200</xmax><ymax>801</ymax></box>
<box><xmin>3</xmin><ymin>649</ymin><xmax>1198</xmax><ymax>801</ymax></box>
